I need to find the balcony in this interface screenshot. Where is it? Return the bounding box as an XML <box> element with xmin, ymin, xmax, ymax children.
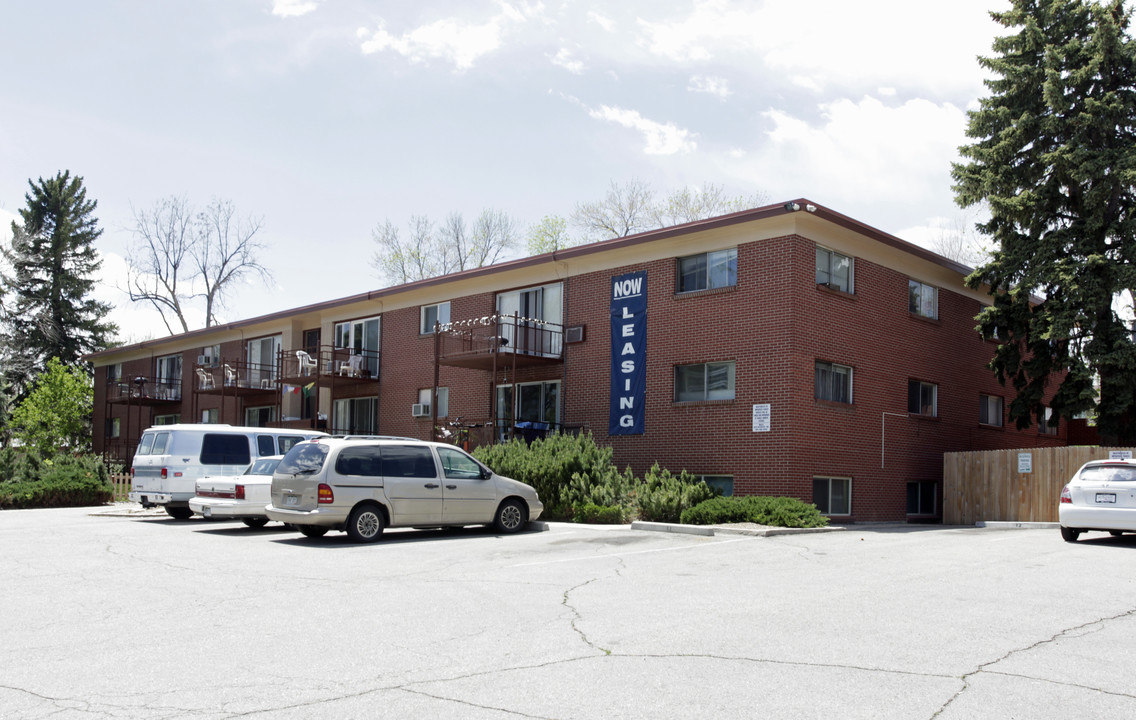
<box><xmin>193</xmin><ymin>360</ymin><xmax>278</xmax><ymax>399</ymax></box>
<box><xmin>276</xmin><ymin>345</ymin><xmax>380</xmax><ymax>389</ymax></box>
<box><xmin>436</xmin><ymin>313</ymin><xmax>563</xmax><ymax>371</ymax></box>
<box><xmin>106</xmin><ymin>376</ymin><xmax>182</xmax><ymax>405</ymax></box>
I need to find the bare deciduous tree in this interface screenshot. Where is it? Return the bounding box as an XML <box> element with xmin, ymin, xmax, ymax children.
<box><xmin>126</xmin><ymin>196</ymin><xmax>271</xmax><ymax>333</ymax></box>
<box><xmin>370</xmin><ymin>209</ymin><xmax>517</xmax><ymax>285</ymax></box>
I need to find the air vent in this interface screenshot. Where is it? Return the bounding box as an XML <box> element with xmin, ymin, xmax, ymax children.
<box><xmin>565</xmin><ymin>325</ymin><xmax>585</xmax><ymax>344</ymax></box>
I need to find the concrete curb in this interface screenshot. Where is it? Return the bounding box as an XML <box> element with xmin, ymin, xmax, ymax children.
<box><xmin>976</xmin><ymin>521</ymin><xmax>1061</xmax><ymax>530</ymax></box>
<box><xmin>631</xmin><ymin>520</ymin><xmax>844</xmax><ymax>537</ymax></box>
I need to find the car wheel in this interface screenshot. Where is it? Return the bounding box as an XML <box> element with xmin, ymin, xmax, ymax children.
<box><xmin>1110</xmin><ymin>530</ymin><xmax>1125</xmax><ymax>537</ymax></box>
<box><xmin>1060</xmin><ymin>527</ymin><xmax>1081</xmax><ymax>543</ymax></box>
<box><xmin>298</xmin><ymin>525</ymin><xmax>328</xmax><ymax>538</ymax></box>
<box><xmin>346</xmin><ymin>504</ymin><xmax>385</xmax><ymax>543</ymax></box>
<box><xmin>165</xmin><ymin>506</ymin><xmax>193</xmax><ymax>520</ymax></box>
<box><xmin>493</xmin><ymin>499</ymin><xmax>527</xmax><ymax>533</ymax></box>
<box><xmin>242</xmin><ymin>517</ymin><xmax>270</xmax><ymax>529</ymax></box>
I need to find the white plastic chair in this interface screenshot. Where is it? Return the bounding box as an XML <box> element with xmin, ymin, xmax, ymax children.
<box><xmin>224</xmin><ymin>364</ymin><xmax>237</xmax><ymax>386</ymax></box>
<box><xmin>338</xmin><ymin>354</ymin><xmax>364</xmax><ymax>377</ymax></box>
<box><xmin>296</xmin><ymin>350</ymin><xmax>317</xmax><ymax>376</ymax></box>
<box><xmin>196</xmin><ymin>368</ymin><xmax>215</xmax><ymax>390</ymax></box>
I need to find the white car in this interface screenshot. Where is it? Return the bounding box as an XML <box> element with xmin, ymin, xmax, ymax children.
<box><xmin>190</xmin><ymin>456</ymin><xmax>285</xmax><ymax>528</ymax></box>
<box><xmin>1059</xmin><ymin>459</ymin><xmax>1136</xmax><ymax>542</ymax></box>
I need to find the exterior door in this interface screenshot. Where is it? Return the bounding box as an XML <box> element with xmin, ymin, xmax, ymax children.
<box><xmin>381</xmin><ymin>445</ymin><xmax>442</xmax><ymax>525</ymax></box>
<box><xmin>437</xmin><ymin>446</ymin><xmax>496</xmax><ymax>523</ymax></box>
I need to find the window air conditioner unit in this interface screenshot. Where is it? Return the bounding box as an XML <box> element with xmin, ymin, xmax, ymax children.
<box><xmin>197</xmin><ymin>355</ymin><xmax>215</xmax><ymax>366</ymax></box>
<box><xmin>411</xmin><ymin>403</ymin><xmax>430</xmax><ymax>417</ymax></box>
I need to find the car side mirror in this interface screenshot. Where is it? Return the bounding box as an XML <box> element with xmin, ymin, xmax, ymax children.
<box><xmin>481</xmin><ymin>467</ymin><xmax>493</xmax><ymax>480</ymax></box>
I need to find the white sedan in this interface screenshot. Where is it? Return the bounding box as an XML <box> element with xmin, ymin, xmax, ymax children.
<box><xmin>190</xmin><ymin>456</ymin><xmax>284</xmax><ymax>528</ymax></box>
<box><xmin>1059</xmin><ymin>459</ymin><xmax>1136</xmax><ymax>542</ymax></box>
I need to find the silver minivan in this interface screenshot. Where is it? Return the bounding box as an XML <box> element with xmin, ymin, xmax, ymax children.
<box><xmin>265</xmin><ymin>437</ymin><xmax>544</xmax><ymax>542</ymax></box>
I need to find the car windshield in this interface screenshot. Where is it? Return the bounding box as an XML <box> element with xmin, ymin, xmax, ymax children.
<box><xmin>247</xmin><ymin>458</ymin><xmax>282</xmax><ymax>475</ymax></box>
<box><xmin>277</xmin><ymin>442</ymin><xmax>328</xmax><ymax>475</ymax></box>
<box><xmin>1080</xmin><ymin>465</ymin><xmax>1136</xmax><ymax>483</ymax></box>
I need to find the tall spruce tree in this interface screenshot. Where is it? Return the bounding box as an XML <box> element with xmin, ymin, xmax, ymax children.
<box><xmin>0</xmin><ymin>171</ymin><xmax>117</xmax><ymax>393</ymax></box>
<box><xmin>953</xmin><ymin>0</ymin><xmax>1136</xmax><ymax>442</ymax></box>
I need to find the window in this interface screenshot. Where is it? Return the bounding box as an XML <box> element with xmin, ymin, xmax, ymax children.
<box><xmin>201</xmin><ymin>344</ymin><xmax>220</xmax><ymax>366</ymax></box>
<box><xmin>382</xmin><ymin>445</ymin><xmax>437</xmax><ymax>478</ymax></box>
<box><xmin>335</xmin><ymin>446</ymin><xmax>384</xmax><ymax>477</ymax></box>
<box><xmin>247</xmin><ymin>335</ymin><xmax>281</xmax><ymax>387</ymax></box>
<box><xmin>200</xmin><ymin>434</ymin><xmax>251</xmax><ymax>465</ymax></box>
<box><xmin>907</xmin><ymin>380</ymin><xmax>937</xmax><ymax>416</ymax></box>
<box><xmin>909</xmin><ymin>280</ymin><xmax>937</xmax><ymax>318</ymax></box>
<box><xmin>256</xmin><ymin>435</ymin><xmax>276</xmax><ymax>456</ymax></box>
<box><xmin>201</xmin><ymin>408</ymin><xmax>219</xmax><ymax>424</ymax></box>
<box><xmin>333</xmin><ymin>396</ymin><xmax>378</xmax><ymax>435</ymax></box>
<box><xmin>438</xmin><ymin>446</ymin><xmax>484</xmax><ymax>479</ymax></box>
<box><xmin>497</xmin><ymin>381</ymin><xmax>560</xmax><ymax>439</ymax></box>
<box><xmin>674</xmin><ymin>362</ymin><xmax>736</xmax><ymax>402</ymax></box>
<box><xmin>813</xmin><ymin>477</ymin><xmax>851</xmax><ymax>515</ymax></box>
<box><xmin>150</xmin><ymin>432</ymin><xmax>171</xmax><ymax>454</ymax></box>
<box><xmin>815</xmin><ymin>362</ymin><xmax>852</xmax><ymax>404</ymax></box>
<box><xmin>334</xmin><ymin>316</ymin><xmax>381</xmax><ymax>378</ymax></box>
<box><xmin>1040</xmin><ymin>407</ymin><xmax>1059</xmax><ymax>436</ymax></box>
<box><xmin>277</xmin><ymin>435</ymin><xmax>306</xmax><ymax>454</ymax></box>
<box><xmin>418</xmin><ymin>387</ymin><xmax>449</xmax><ymax>417</ymax></box>
<box><xmin>155</xmin><ymin>354</ymin><xmax>182</xmax><ymax>399</ymax></box>
<box><xmin>497</xmin><ymin>283</ymin><xmax>563</xmax><ymax>357</ymax></box>
<box><xmin>815</xmin><ymin>247</ymin><xmax>853</xmax><ymax>293</ymax></box>
<box><xmin>153</xmin><ymin>414</ymin><xmax>180</xmax><ymax>426</ymax></box>
<box><xmin>980</xmin><ymin>394</ymin><xmax>1003</xmax><ymax>427</ymax></box>
<box><xmin>421</xmin><ymin>302</ymin><xmax>451</xmax><ymax>334</ymax></box>
<box><xmin>906</xmin><ymin>481</ymin><xmax>937</xmax><ymax>516</ymax></box>
<box><xmin>245</xmin><ymin>406</ymin><xmax>276</xmax><ymax>427</ymax></box>
<box><xmin>677</xmin><ymin>248</ymin><xmax>737</xmax><ymax>293</ymax></box>
<box><xmin>695</xmin><ymin>475</ymin><xmax>733</xmax><ymax>497</ymax></box>
<box><xmin>106</xmin><ymin>363</ymin><xmax>122</xmax><ymax>382</ymax></box>
<box><xmin>106</xmin><ymin>417</ymin><xmax>121</xmax><ymax>439</ymax></box>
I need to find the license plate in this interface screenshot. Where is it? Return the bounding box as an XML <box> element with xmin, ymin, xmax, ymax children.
<box><xmin>285</xmin><ymin>495</ymin><xmax>299</xmax><ymax>506</ymax></box>
<box><xmin>1096</xmin><ymin>493</ymin><xmax>1117</xmax><ymax>503</ymax></box>
<box><xmin>203</xmin><ymin>507</ymin><xmax>212</xmax><ymax>518</ymax></box>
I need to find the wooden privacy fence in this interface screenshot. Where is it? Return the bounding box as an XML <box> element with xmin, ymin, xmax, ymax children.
<box><xmin>943</xmin><ymin>446</ymin><xmax>1136</xmax><ymax>525</ymax></box>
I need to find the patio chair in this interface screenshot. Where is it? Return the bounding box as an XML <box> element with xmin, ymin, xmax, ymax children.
<box><xmin>196</xmin><ymin>368</ymin><xmax>215</xmax><ymax>390</ymax></box>
<box><xmin>296</xmin><ymin>350</ymin><xmax>317</xmax><ymax>376</ymax></box>
<box><xmin>224</xmin><ymin>364</ymin><xmax>237</xmax><ymax>386</ymax></box>
<box><xmin>338</xmin><ymin>354</ymin><xmax>364</xmax><ymax>377</ymax></box>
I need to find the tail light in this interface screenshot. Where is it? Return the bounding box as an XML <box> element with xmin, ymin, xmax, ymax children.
<box><xmin>160</xmin><ymin>467</ymin><xmax>168</xmax><ymax>479</ymax></box>
<box><xmin>129</xmin><ymin>467</ymin><xmax>135</xmax><ymax>477</ymax></box>
<box><xmin>235</xmin><ymin>485</ymin><xmax>246</xmax><ymax>500</ymax></box>
<box><xmin>317</xmin><ymin>483</ymin><xmax>334</xmax><ymax>504</ymax></box>
<box><xmin>1060</xmin><ymin>485</ymin><xmax>1072</xmax><ymax>504</ymax></box>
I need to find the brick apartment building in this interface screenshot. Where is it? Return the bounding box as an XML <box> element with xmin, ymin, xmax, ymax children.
<box><xmin>88</xmin><ymin>199</ymin><xmax>1068</xmax><ymax>522</ymax></box>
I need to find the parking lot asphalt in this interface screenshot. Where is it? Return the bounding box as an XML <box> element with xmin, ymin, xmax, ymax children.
<box><xmin>2</xmin><ymin>506</ymin><xmax>1135</xmax><ymax>719</ymax></box>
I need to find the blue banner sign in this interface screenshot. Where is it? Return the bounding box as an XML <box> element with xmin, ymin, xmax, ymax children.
<box><xmin>610</xmin><ymin>271</ymin><xmax>646</xmax><ymax>435</ymax></box>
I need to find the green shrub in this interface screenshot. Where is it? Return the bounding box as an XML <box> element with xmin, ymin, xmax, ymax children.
<box><xmin>635</xmin><ymin>463</ymin><xmax>719</xmax><ymax>523</ymax></box>
<box><xmin>680</xmin><ymin>496</ymin><xmax>829</xmax><ymax>528</ymax></box>
<box><xmin>573</xmin><ymin>503</ymin><xmax>625</xmax><ymax>524</ymax></box>
<box><xmin>0</xmin><ymin>452</ymin><xmax>113</xmax><ymax>508</ymax></box>
<box><xmin>475</xmin><ymin>432</ymin><xmax>635</xmax><ymax>520</ymax></box>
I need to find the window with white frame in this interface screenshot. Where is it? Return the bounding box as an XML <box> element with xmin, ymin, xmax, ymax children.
<box><xmin>497</xmin><ymin>283</ymin><xmax>563</xmax><ymax>356</ymax></box>
<box><xmin>496</xmin><ymin>381</ymin><xmax>560</xmax><ymax>438</ymax></box>
<box><xmin>1040</xmin><ymin>407</ymin><xmax>1059</xmax><ymax>436</ymax></box>
<box><xmin>813</xmin><ymin>476</ymin><xmax>851</xmax><ymax>515</ymax></box>
<box><xmin>106</xmin><ymin>417</ymin><xmax>121</xmax><ymax>438</ymax></box>
<box><xmin>333</xmin><ymin>396</ymin><xmax>378</xmax><ymax>435</ymax></box>
<box><xmin>909</xmin><ymin>280</ymin><xmax>937</xmax><ymax>318</ymax></box>
<box><xmin>907</xmin><ymin>380</ymin><xmax>937</xmax><ymax>416</ymax></box>
<box><xmin>815</xmin><ymin>246</ymin><xmax>854</xmax><ymax>293</ymax></box>
<box><xmin>677</xmin><ymin>248</ymin><xmax>737</xmax><ymax>293</ymax></box>
<box><xmin>334</xmin><ymin>316</ymin><xmax>381</xmax><ymax>378</ymax></box>
<box><xmin>418</xmin><ymin>387</ymin><xmax>449</xmax><ymax>417</ymax></box>
<box><xmin>155</xmin><ymin>354</ymin><xmax>182</xmax><ymax>399</ymax></box>
<box><xmin>980</xmin><ymin>394</ymin><xmax>1003</xmax><ymax>427</ymax></box>
<box><xmin>245</xmin><ymin>406</ymin><xmax>276</xmax><ymax>427</ymax></box>
<box><xmin>421</xmin><ymin>302</ymin><xmax>451</xmax><ymax>334</ymax></box>
<box><xmin>246</xmin><ymin>335</ymin><xmax>281</xmax><ymax>387</ymax></box>
<box><xmin>815</xmin><ymin>362</ymin><xmax>852</xmax><ymax>404</ymax></box>
<box><xmin>201</xmin><ymin>408</ymin><xmax>219</xmax><ymax>424</ymax></box>
<box><xmin>106</xmin><ymin>363</ymin><xmax>122</xmax><ymax>382</ymax></box>
<box><xmin>201</xmin><ymin>344</ymin><xmax>220</xmax><ymax>366</ymax></box>
<box><xmin>153</xmin><ymin>414</ymin><xmax>180</xmax><ymax>426</ymax></box>
<box><xmin>674</xmin><ymin>361</ymin><xmax>736</xmax><ymax>402</ymax></box>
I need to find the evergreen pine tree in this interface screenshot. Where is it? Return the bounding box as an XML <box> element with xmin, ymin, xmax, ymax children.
<box><xmin>0</xmin><ymin>171</ymin><xmax>117</xmax><ymax>393</ymax></box>
<box><xmin>953</xmin><ymin>0</ymin><xmax>1136</xmax><ymax>442</ymax></box>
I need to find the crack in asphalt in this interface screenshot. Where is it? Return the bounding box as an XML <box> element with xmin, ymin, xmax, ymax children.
<box><xmin>930</xmin><ymin>606</ymin><xmax>1136</xmax><ymax>718</ymax></box>
<box><xmin>562</xmin><ymin>577</ymin><xmax>612</xmax><ymax>656</ymax></box>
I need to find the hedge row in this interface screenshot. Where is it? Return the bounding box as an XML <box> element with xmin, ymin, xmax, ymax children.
<box><xmin>0</xmin><ymin>451</ymin><xmax>114</xmax><ymax>509</ymax></box>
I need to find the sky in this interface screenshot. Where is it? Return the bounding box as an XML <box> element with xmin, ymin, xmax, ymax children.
<box><xmin>0</xmin><ymin>0</ymin><xmax>1010</xmax><ymax>344</ymax></box>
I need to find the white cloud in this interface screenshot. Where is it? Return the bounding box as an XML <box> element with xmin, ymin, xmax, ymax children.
<box><xmin>588</xmin><ymin>10</ymin><xmax>615</xmax><ymax>32</ymax></box>
<box><xmin>358</xmin><ymin>5</ymin><xmax>530</xmax><ymax>71</ymax></box>
<box><xmin>587</xmin><ymin>105</ymin><xmax>696</xmax><ymax>155</ymax></box>
<box><xmin>688</xmin><ymin>75</ymin><xmax>731</xmax><ymax>99</ymax></box>
<box><xmin>271</xmin><ymin>0</ymin><xmax>319</xmax><ymax>18</ymax></box>
<box><xmin>744</xmin><ymin>95</ymin><xmax>967</xmax><ymax>221</ymax></box>
<box><xmin>550</xmin><ymin>47</ymin><xmax>584</xmax><ymax>74</ymax></box>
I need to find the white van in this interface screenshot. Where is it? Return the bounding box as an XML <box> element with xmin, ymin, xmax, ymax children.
<box><xmin>130</xmin><ymin>424</ymin><xmax>327</xmax><ymax>519</ymax></box>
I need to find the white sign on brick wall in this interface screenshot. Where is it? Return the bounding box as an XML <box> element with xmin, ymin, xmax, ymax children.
<box><xmin>752</xmin><ymin>404</ymin><xmax>771</xmax><ymax>433</ymax></box>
